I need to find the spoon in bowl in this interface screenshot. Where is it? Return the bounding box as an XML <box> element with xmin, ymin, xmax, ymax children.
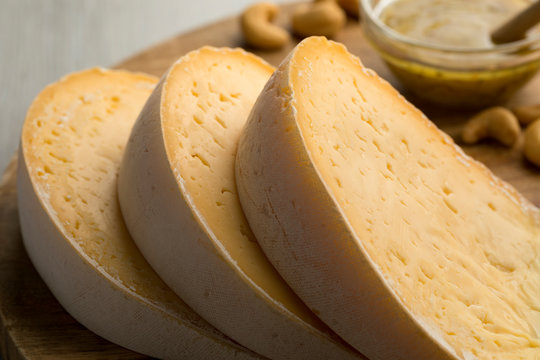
<box><xmin>492</xmin><ymin>0</ymin><xmax>540</xmax><ymax>44</ymax></box>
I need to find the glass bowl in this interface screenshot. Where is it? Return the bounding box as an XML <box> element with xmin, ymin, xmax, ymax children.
<box><xmin>359</xmin><ymin>0</ymin><xmax>540</xmax><ymax>108</ymax></box>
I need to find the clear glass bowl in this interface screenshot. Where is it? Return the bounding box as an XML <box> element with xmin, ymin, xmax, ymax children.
<box><xmin>360</xmin><ymin>0</ymin><xmax>540</xmax><ymax>108</ymax></box>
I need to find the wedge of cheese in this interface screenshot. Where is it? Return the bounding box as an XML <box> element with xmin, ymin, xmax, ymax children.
<box><xmin>17</xmin><ymin>68</ymin><xmax>261</xmax><ymax>359</ymax></box>
<box><xmin>235</xmin><ymin>37</ymin><xmax>540</xmax><ymax>360</ymax></box>
<box><xmin>118</xmin><ymin>47</ymin><xmax>361</xmax><ymax>359</ymax></box>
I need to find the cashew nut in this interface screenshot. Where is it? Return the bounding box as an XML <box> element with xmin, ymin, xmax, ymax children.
<box><xmin>241</xmin><ymin>2</ymin><xmax>290</xmax><ymax>50</ymax></box>
<box><xmin>337</xmin><ymin>0</ymin><xmax>360</xmax><ymax>18</ymax></box>
<box><xmin>523</xmin><ymin>119</ymin><xmax>540</xmax><ymax>167</ymax></box>
<box><xmin>461</xmin><ymin>106</ymin><xmax>521</xmax><ymax>147</ymax></box>
<box><xmin>291</xmin><ymin>0</ymin><xmax>346</xmax><ymax>38</ymax></box>
<box><xmin>512</xmin><ymin>104</ymin><xmax>540</xmax><ymax>126</ymax></box>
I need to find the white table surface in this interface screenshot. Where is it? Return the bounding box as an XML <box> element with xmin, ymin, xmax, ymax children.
<box><xmin>0</xmin><ymin>0</ymin><xmax>290</xmax><ymax>174</ymax></box>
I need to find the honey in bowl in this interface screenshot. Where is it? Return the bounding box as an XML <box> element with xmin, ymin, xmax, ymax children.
<box><xmin>361</xmin><ymin>0</ymin><xmax>540</xmax><ymax>108</ymax></box>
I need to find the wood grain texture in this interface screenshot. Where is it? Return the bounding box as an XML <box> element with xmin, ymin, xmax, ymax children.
<box><xmin>1</xmin><ymin>3</ymin><xmax>540</xmax><ymax>359</ymax></box>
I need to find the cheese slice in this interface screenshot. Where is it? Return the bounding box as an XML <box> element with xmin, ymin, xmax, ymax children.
<box><xmin>118</xmin><ymin>47</ymin><xmax>361</xmax><ymax>359</ymax></box>
<box><xmin>17</xmin><ymin>68</ymin><xmax>261</xmax><ymax>359</ymax></box>
<box><xmin>235</xmin><ymin>37</ymin><xmax>540</xmax><ymax>360</ymax></box>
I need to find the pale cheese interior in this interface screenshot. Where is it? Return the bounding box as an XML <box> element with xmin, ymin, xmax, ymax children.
<box><xmin>289</xmin><ymin>39</ymin><xmax>540</xmax><ymax>359</ymax></box>
<box><xmin>161</xmin><ymin>48</ymin><xmax>322</xmax><ymax>327</ymax></box>
<box><xmin>22</xmin><ymin>69</ymin><xmax>215</xmax><ymax>326</ymax></box>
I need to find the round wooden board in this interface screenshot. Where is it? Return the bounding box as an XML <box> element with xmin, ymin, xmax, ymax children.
<box><xmin>1</xmin><ymin>3</ymin><xmax>540</xmax><ymax>359</ymax></box>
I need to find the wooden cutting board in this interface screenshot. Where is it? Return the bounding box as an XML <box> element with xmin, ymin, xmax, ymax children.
<box><xmin>1</xmin><ymin>4</ymin><xmax>540</xmax><ymax>359</ymax></box>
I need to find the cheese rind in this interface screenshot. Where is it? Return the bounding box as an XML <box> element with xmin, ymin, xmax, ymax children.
<box><xmin>118</xmin><ymin>47</ymin><xmax>361</xmax><ymax>359</ymax></box>
<box><xmin>235</xmin><ymin>37</ymin><xmax>540</xmax><ymax>360</ymax></box>
<box><xmin>17</xmin><ymin>68</ymin><xmax>260</xmax><ymax>359</ymax></box>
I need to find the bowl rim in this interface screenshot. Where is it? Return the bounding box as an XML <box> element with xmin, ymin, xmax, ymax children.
<box><xmin>360</xmin><ymin>0</ymin><xmax>540</xmax><ymax>54</ymax></box>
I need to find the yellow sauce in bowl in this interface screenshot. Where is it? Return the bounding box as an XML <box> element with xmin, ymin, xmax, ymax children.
<box><xmin>363</xmin><ymin>0</ymin><xmax>540</xmax><ymax>107</ymax></box>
